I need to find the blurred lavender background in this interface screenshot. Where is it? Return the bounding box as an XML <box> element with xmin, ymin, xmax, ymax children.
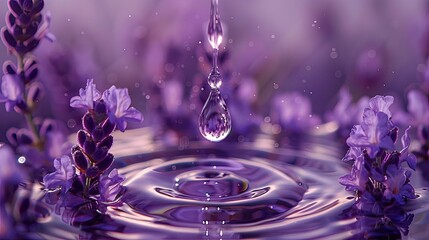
<box><xmin>1</xmin><ymin>0</ymin><xmax>428</xmax><ymax>142</ymax></box>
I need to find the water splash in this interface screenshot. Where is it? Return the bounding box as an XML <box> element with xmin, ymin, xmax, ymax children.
<box><xmin>199</xmin><ymin>0</ymin><xmax>232</xmax><ymax>142</ymax></box>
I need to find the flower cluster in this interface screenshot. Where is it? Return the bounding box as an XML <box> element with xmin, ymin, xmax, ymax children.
<box><xmin>43</xmin><ymin>80</ymin><xmax>142</xmax><ymax>212</ymax></box>
<box><xmin>1</xmin><ymin>0</ymin><xmax>54</xmax><ymax>57</ymax></box>
<box><xmin>339</xmin><ymin>95</ymin><xmax>416</xmax><ymax>235</ymax></box>
<box><xmin>0</xmin><ymin>0</ymin><xmax>62</xmax><ymax>174</ymax></box>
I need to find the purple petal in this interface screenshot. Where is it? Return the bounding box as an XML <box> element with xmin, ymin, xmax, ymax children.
<box><xmin>400</xmin><ymin>126</ymin><xmax>417</xmax><ymax>170</ymax></box>
<box><xmin>43</xmin><ymin>155</ymin><xmax>75</xmax><ymax>192</ymax></box>
<box><xmin>368</xmin><ymin>95</ymin><xmax>394</xmax><ymax>118</ymax></box>
<box><xmin>98</xmin><ymin>168</ymin><xmax>125</xmax><ymax>202</ymax></box>
<box><xmin>1</xmin><ymin>74</ymin><xmax>24</xmax><ymax>111</ymax></box>
<box><xmin>70</xmin><ymin>79</ymin><xmax>100</xmax><ymax>110</ymax></box>
<box><xmin>407</xmin><ymin>90</ymin><xmax>429</xmax><ymax>125</ymax></box>
<box><xmin>102</xmin><ymin>85</ymin><xmax>142</xmax><ymax>132</ymax></box>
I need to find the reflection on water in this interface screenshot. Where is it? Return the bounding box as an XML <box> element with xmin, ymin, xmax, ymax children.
<box><xmin>20</xmin><ymin>129</ymin><xmax>429</xmax><ymax>239</ymax></box>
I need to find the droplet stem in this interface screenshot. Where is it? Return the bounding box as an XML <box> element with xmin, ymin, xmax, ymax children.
<box><xmin>212</xmin><ymin>48</ymin><xmax>219</xmax><ymax>72</ymax></box>
<box><xmin>208</xmin><ymin>0</ymin><xmax>223</xmax><ymax>50</ymax></box>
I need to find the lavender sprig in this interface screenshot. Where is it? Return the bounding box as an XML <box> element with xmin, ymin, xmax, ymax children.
<box><xmin>43</xmin><ymin>80</ymin><xmax>142</xmax><ymax>212</ymax></box>
<box><xmin>340</xmin><ymin>95</ymin><xmax>416</xmax><ymax>235</ymax></box>
<box><xmin>0</xmin><ymin>0</ymin><xmax>58</xmax><ymax>172</ymax></box>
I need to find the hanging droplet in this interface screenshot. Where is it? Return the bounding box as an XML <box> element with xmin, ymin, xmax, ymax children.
<box><xmin>208</xmin><ymin>0</ymin><xmax>223</xmax><ymax>50</ymax></box>
<box><xmin>199</xmin><ymin>89</ymin><xmax>231</xmax><ymax>142</ymax></box>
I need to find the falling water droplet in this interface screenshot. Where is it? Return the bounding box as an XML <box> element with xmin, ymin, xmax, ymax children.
<box><xmin>199</xmin><ymin>89</ymin><xmax>232</xmax><ymax>142</ymax></box>
<box><xmin>208</xmin><ymin>0</ymin><xmax>223</xmax><ymax>50</ymax></box>
<box><xmin>199</xmin><ymin>0</ymin><xmax>231</xmax><ymax>142</ymax></box>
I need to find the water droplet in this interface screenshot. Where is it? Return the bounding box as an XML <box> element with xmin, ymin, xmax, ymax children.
<box><xmin>199</xmin><ymin>89</ymin><xmax>231</xmax><ymax>142</ymax></box>
<box><xmin>208</xmin><ymin>69</ymin><xmax>222</xmax><ymax>89</ymax></box>
<box><xmin>208</xmin><ymin>0</ymin><xmax>223</xmax><ymax>49</ymax></box>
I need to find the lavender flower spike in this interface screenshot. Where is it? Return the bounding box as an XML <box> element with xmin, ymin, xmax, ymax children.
<box><xmin>102</xmin><ymin>85</ymin><xmax>143</xmax><ymax>132</ymax></box>
<box><xmin>43</xmin><ymin>155</ymin><xmax>75</xmax><ymax>192</ymax></box>
<box><xmin>70</xmin><ymin>79</ymin><xmax>100</xmax><ymax>110</ymax></box>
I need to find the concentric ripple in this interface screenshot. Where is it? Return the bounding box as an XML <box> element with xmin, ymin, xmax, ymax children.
<box><xmin>32</xmin><ymin>130</ymin><xmax>429</xmax><ymax>239</ymax></box>
<box><xmin>101</xmin><ymin>133</ymin><xmax>360</xmax><ymax>239</ymax></box>
<box><xmin>123</xmin><ymin>157</ymin><xmax>307</xmax><ymax>225</ymax></box>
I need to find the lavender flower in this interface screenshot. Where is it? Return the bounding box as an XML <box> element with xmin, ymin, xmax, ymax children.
<box><xmin>43</xmin><ymin>155</ymin><xmax>75</xmax><ymax>192</ymax></box>
<box><xmin>1</xmin><ymin>0</ymin><xmax>53</xmax><ymax>56</ymax></box>
<box><xmin>383</xmin><ymin>165</ymin><xmax>415</xmax><ymax>205</ymax></box>
<box><xmin>340</xmin><ymin>95</ymin><xmax>416</xmax><ymax>236</ymax></box>
<box><xmin>70</xmin><ymin>79</ymin><xmax>100</xmax><ymax>110</ymax></box>
<box><xmin>43</xmin><ymin>81</ymin><xmax>140</xmax><ymax>217</ymax></box>
<box><xmin>346</xmin><ymin>95</ymin><xmax>395</xmax><ymax>158</ymax></box>
<box><xmin>0</xmin><ymin>0</ymin><xmax>58</xmax><ymax>176</ymax></box>
<box><xmin>102</xmin><ymin>85</ymin><xmax>143</xmax><ymax>132</ymax></box>
<box><xmin>98</xmin><ymin>169</ymin><xmax>125</xmax><ymax>203</ymax></box>
<box><xmin>0</xmin><ymin>74</ymin><xmax>24</xmax><ymax>112</ymax></box>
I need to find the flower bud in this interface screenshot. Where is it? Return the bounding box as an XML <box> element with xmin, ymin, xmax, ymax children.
<box><xmin>92</xmin><ymin>126</ymin><xmax>104</xmax><ymax>143</ymax></box>
<box><xmin>26</xmin><ymin>62</ymin><xmax>38</xmax><ymax>81</ymax></box>
<box><xmin>102</xmin><ymin>119</ymin><xmax>115</xmax><ymax>136</ymax></box>
<box><xmin>73</xmin><ymin>150</ymin><xmax>88</xmax><ymax>171</ymax></box>
<box><xmin>2</xmin><ymin>28</ymin><xmax>17</xmax><ymax>48</ymax></box>
<box><xmin>71</xmin><ymin>145</ymin><xmax>80</xmax><ymax>154</ymax></box>
<box><xmin>33</xmin><ymin>0</ymin><xmax>44</xmax><ymax>14</ymax></box>
<box><xmin>97</xmin><ymin>135</ymin><xmax>113</xmax><ymax>150</ymax></box>
<box><xmin>97</xmin><ymin>153</ymin><xmax>114</xmax><ymax>172</ymax></box>
<box><xmin>22</xmin><ymin>0</ymin><xmax>34</xmax><ymax>12</ymax></box>
<box><xmin>6</xmin><ymin>128</ymin><xmax>18</xmax><ymax>146</ymax></box>
<box><xmin>3</xmin><ymin>61</ymin><xmax>16</xmax><ymax>75</ymax></box>
<box><xmin>77</xmin><ymin>130</ymin><xmax>87</xmax><ymax>147</ymax></box>
<box><xmin>82</xmin><ymin>113</ymin><xmax>95</xmax><ymax>132</ymax></box>
<box><xmin>8</xmin><ymin>0</ymin><xmax>23</xmax><ymax>17</ymax></box>
<box><xmin>27</xmin><ymin>83</ymin><xmax>42</xmax><ymax>105</ymax></box>
<box><xmin>83</xmin><ymin>138</ymin><xmax>96</xmax><ymax>155</ymax></box>
<box><xmin>18</xmin><ymin>129</ymin><xmax>33</xmax><ymax>145</ymax></box>
<box><xmin>93</xmin><ymin>146</ymin><xmax>108</xmax><ymax>163</ymax></box>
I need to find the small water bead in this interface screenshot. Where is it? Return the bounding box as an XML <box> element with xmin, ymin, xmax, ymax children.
<box><xmin>199</xmin><ymin>89</ymin><xmax>232</xmax><ymax>142</ymax></box>
<box><xmin>208</xmin><ymin>69</ymin><xmax>222</xmax><ymax>89</ymax></box>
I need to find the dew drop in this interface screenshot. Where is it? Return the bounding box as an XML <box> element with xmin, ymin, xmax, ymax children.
<box><xmin>199</xmin><ymin>89</ymin><xmax>232</xmax><ymax>142</ymax></box>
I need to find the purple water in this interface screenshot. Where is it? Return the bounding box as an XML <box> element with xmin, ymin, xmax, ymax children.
<box><xmin>23</xmin><ymin>129</ymin><xmax>429</xmax><ymax>239</ymax></box>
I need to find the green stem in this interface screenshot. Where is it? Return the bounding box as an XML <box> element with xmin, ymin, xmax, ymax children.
<box><xmin>84</xmin><ymin>177</ymin><xmax>91</xmax><ymax>196</ymax></box>
<box><xmin>17</xmin><ymin>53</ymin><xmax>24</xmax><ymax>72</ymax></box>
<box><xmin>24</xmin><ymin>112</ymin><xmax>42</xmax><ymax>149</ymax></box>
<box><xmin>17</xmin><ymin>54</ymin><xmax>43</xmax><ymax>149</ymax></box>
